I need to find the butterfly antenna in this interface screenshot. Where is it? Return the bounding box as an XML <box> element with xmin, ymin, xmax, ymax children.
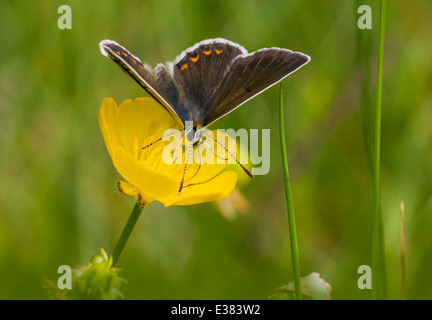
<box><xmin>178</xmin><ymin>142</ymin><xmax>194</xmax><ymax>194</ymax></box>
<box><xmin>201</xmin><ymin>131</ymin><xmax>254</xmax><ymax>179</ymax></box>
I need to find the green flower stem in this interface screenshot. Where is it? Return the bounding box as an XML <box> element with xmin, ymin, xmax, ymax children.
<box><xmin>279</xmin><ymin>83</ymin><xmax>302</xmax><ymax>300</ymax></box>
<box><xmin>372</xmin><ymin>0</ymin><xmax>387</xmax><ymax>300</ymax></box>
<box><xmin>112</xmin><ymin>202</ymin><xmax>144</xmax><ymax>267</ymax></box>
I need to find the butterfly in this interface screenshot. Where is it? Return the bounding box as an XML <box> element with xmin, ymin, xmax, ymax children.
<box><xmin>99</xmin><ymin>38</ymin><xmax>310</xmax><ymax>193</ymax></box>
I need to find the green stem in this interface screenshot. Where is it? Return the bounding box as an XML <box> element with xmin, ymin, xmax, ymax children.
<box><xmin>372</xmin><ymin>0</ymin><xmax>387</xmax><ymax>300</ymax></box>
<box><xmin>279</xmin><ymin>83</ymin><xmax>302</xmax><ymax>300</ymax></box>
<box><xmin>400</xmin><ymin>202</ymin><xmax>406</xmax><ymax>300</ymax></box>
<box><xmin>112</xmin><ymin>202</ymin><xmax>144</xmax><ymax>267</ymax></box>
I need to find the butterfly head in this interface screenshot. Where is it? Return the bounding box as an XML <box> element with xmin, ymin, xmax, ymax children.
<box><xmin>184</xmin><ymin>124</ymin><xmax>202</xmax><ymax>145</ymax></box>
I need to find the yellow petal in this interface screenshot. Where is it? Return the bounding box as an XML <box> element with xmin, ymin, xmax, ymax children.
<box><xmin>113</xmin><ymin>145</ymin><xmax>179</xmax><ymax>198</ymax></box>
<box><xmin>117</xmin><ymin>98</ymin><xmax>181</xmax><ymax>153</ymax></box>
<box><xmin>98</xmin><ymin>97</ymin><xmax>120</xmax><ymax>160</ymax></box>
<box><xmin>158</xmin><ymin>170</ymin><xmax>238</xmax><ymax>206</ymax></box>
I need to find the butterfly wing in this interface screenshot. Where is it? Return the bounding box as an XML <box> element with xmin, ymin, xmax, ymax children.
<box><xmin>99</xmin><ymin>40</ymin><xmax>183</xmax><ymax>127</ymax></box>
<box><xmin>100</xmin><ymin>39</ymin><xmax>310</xmax><ymax>128</ymax></box>
<box><xmin>200</xmin><ymin>48</ymin><xmax>310</xmax><ymax>127</ymax></box>
<box><xmin>171</xmin><ymin>39</ymin><xmax>247</xmax><ymax>126</ymax></box>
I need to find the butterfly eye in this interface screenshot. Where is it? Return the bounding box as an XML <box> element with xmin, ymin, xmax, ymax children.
<box><xmin>186</xmin><ymin>128</ymin><xmax>194</xmax><ymax>142</ymax></box>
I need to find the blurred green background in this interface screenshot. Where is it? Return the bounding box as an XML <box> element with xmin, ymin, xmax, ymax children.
<box><xmin>1</xmin><ymin>0</ymin><xmax>431</xmax><ymax>300</ymax></box>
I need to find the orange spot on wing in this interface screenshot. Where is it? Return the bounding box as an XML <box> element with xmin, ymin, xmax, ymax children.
<box><xmin>215</xmin><ymin>49</ymin><xmax>223</xmax><ymax>55</ymax></box>
<box><xmin>131</xmin><ymin>58</ymin><xmax>136</xmax><ymax>64</ymax></box>
<box><xmin>122</xmin><ymin>52</ymin><xmax>128</xmax><ymax>57</ymax></box>
<box><xmin>116</xmin><ymin>51</ymin><xmax>121</xmax><ymax>56</ymax></box>
<box><xmin>140</xmin><ymin>65</ymin><xmax>145</xmax><ymax>70</ymax></box>
<box><xmin>189</xmin><ymin>55</ymin><xmax>200</xmax><ymax>63</ymax></box>
<box><xmin>180</xmin><ymin>64</ymin><xmax>188</xmax><ymax>71</ymax></box>
<box><xmin>203</xmin><ymin>50</ymin><xmax>211</xmax><ymax>55</ymax></box>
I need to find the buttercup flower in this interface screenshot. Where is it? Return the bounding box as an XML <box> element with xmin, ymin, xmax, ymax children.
<box><xmin>98</xmin><ymin>97</ymin><xmax>238</xmax><ymax>206</ymax></box>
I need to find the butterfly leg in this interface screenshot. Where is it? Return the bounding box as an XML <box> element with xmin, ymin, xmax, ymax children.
<box><xmin>142</xmin><ymin>131</ymin><xmax>177</xmax><ymax>150</ymax></box>
<box><xmin>178</xmin><ymin>141</ymin><xmax>194</xmax><ymax>194</ymax></box>
<box><xmin>201</xmin><ymin>131</ymin><xmax>254</xmax><ymax>178</ymax></box>
<box><xmin>201</xmin><ymin>139</ymin><xmax>229</xmax><ymax>161</ymax></box>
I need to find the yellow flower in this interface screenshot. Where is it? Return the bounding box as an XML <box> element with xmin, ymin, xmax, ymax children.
<box><xmin>98</xmin><ymin>97</ymin><xmax>238</xmax><ymax>207</ymax></box>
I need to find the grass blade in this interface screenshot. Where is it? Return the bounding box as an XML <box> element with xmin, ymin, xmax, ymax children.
<box><xmin>372</xmin><ymin>0</ymin><xmax>387</xmax><ymax>300</ymax></box>
<box><xmin>279</xmin><ymin>83</ymin><xmax>302</xmax><ymax>300</ymax></box>
<box><xmin>400</xmin><ymin>202</ymin><xmax>406</xmax><ymax>300</ymax></box>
